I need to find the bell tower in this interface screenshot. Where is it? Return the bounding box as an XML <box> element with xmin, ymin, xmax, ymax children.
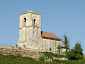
<box><xmin>18</xmin><ymin>10</ymin><xmax>42</xmax><ymax>48</ymax></box>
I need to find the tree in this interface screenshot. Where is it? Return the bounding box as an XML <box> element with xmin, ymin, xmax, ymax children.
<box><xmin>67</xmin><ymin>43</ymin><xmax>83</xmax><ymax>60</ymax></box>
<box><xmin>58</xmin><ymin>44</ymin><xmax>61</xmax><ymax>55</ymax></box>
<box><xmin>74</xmin><ymin>43</ymin><xmax>83</xmax><ymax>60</ymax></box>
<box><xmin>63</xmin><ymin>35</ymin><xmax>69</xmax><ymax>53</ymax></box>
<box><xmin>16</xmin><ymin>44</ymin><xmax>18</xmax><ymax>47</ymax></box>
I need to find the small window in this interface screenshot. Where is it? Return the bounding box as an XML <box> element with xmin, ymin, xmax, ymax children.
<box><xmin>24</xmin><ymin>18</ymin><xmax>26</xmax><ymax>22</ymax></box>
<box><xmin>23</xmin><ymin>18</ymin><xmax>26</xmax><ymax>27</ymax></box>
<box><xmin>34</xmin><ymin>19</ymin><xmax>36</xmax><ymax>26</ymax></box>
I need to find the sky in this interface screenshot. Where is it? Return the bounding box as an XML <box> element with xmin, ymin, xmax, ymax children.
<box><xmin>0</xmin><ymin>0</ymin><xmax>85</xmax><ymax>53</ymax></box>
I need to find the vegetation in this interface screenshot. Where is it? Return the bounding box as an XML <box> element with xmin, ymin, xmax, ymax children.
<box><xmin>58</xmin><ymin>44</ymin><xmax>61</xmax><ymax>55</ymax></box>
<box><xmin>63</xmin><ymin>35</ymin><xmax>69</xmax><ymax>53</ymax></box>
<box><xmin>0</xmin><ymin>54</ymin><xmax>56</xmax><ymax>64</ymax></box>
<box><xmin>67</xmin><ymin>43</ymin><xmax>83</xmax><ymax>60</ymax></box>
<box><xmin>63</xmin><ymin>35</ymin><xmax>83</xmax><ymax>60</ymax></box>
<box><xmin>42</xmin><ymin>52</ymin><xmax>67</xmax><ymax>59</ymax></box>
<box><xmin>16</xmin><ymin>44</ymin><xmax>18</xmax><ymax>47</ymax></box>
<box><xmin>0</xmin><ymin>54</ymin><xmax>85</xmax><ymax>64</ymax></box>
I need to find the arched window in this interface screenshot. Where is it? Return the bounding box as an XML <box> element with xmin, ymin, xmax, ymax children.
<box><xmin>24</xmin><ymin>18</ymin><xmax>26</xmax><ymax>22</ymax></box>
<box><xmin>34</xmin><ymin>19</ymin><xmax>36</xmax><ymax>26</ymax></box>
<box><xmin>23</xmin><ymin>18</ymin><xmax>26</xmax><ymax>27</ymax></box>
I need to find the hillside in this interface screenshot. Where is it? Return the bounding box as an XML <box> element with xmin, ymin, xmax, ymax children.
<box><xmin>0</xmin><ymin>54</ymin><xmax>85</xmax><ymax>64</ymax></box>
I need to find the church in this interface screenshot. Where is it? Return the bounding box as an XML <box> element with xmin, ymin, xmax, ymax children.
<box><xmin>18</xmin><ymin>10</ymin><xmax>65</xmax><ymax>54</ymax></box>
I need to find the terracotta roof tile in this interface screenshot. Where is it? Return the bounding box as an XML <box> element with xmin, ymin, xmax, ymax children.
<box><xmin>61</xmin><ymin>46</ymin><xmax>65</xmax><ymax>48</ymax></box>
<box><xmin>41</xmin><ymin>31</ymin><xmax>61</xmax><ymax>40</ymax></box>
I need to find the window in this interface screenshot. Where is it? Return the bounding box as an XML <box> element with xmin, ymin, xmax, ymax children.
<box><xmin>23</xmin><ymin>18</ymin><xmax>26</xmax><ymax>27</ymax></box>
<box><xmin>24</xmin><ymin>18</ymin><xmax>26</xmax><ymax>22</ymax></box>
<box><xmin>34</xmin><ymin>19</ymin><xmax>36</xmax><ymax>26</ymax></box>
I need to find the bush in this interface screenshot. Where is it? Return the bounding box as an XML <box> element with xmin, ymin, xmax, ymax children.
<box><xmin>53</xmin><ymin>59</ymin><xmax>61</xmax><ymax>63</ymax></box>
<box><xmin>67</xmin><ymin>43</ymin><xmax>83</xmax><ymax>60</ymax></box>
<box><xmin>0</xmin><ymin>54</ymin><xmax>85</xmax><ymax>64</ymax></box>
<box><xmin>39</xmin><ymin>56</ymin><xmax>44</xmax><ymax>61</ymax></box>
<box><xmin>43</xmin><ymin>52</ymin><xmax>67</xmax><ymax>59</ymax></box>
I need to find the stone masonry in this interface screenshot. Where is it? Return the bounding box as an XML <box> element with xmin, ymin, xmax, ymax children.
<box><xmin>0</xmin><ymin>46</ymin><xmax>43</xmax><ymax>60</ymax></box>
<box><xmin>18</xmin><ymin>10</ymin><xmax>66</xmax><ymax>54</ymax></box>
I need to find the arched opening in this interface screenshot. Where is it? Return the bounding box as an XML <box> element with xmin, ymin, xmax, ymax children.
<box><xmin>24</xmin><ymin>18</ymin><xmax>26</xmax><ymax>22</ymax></box>
<box><xmin>23</xmin><ymin>18</ymin><xmax>26</xmax><ymax>27</ymax></box>
<box><xmin>34</xmin><ymin>19</ymin><xmax>36</xmax><ymax>26</ymax></box>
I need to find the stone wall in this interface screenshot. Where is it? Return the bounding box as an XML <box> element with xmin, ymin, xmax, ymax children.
<box><xmin>0</xmin><ymin>46</ymin><xmax>43</xmax><ymax>60</ymax></box>
<box><xmin>18</xmin><ymin>11</ymin><xmax>41</xmax><ymax>49</ymax></box>
<box><xmin>42</xmin><ymin>38</ymin><xmax>62</xmax><ymax>52</ymax></box>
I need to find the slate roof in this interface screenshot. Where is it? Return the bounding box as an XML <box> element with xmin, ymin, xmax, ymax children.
<box><xmin>41</xmin><ymin>31</ymin><xmax>61</xmax><ymax>40</ymax></box>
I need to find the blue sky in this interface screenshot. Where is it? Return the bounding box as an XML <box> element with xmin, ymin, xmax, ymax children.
<box><xmin>0</xmin><ymin>0</ymin><xmax>85</xmax><ymax>53</ymax></box>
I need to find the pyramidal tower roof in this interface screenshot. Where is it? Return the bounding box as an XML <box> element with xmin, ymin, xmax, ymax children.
<box><xmin>20</xmin><ymin>10</ymin><xmax>41</xmax><ymax>15</ymax></box>
<box><xmin>27</xmin><ymin>10</ymin><xmax>35</xmax><ymax>13</ymax></box>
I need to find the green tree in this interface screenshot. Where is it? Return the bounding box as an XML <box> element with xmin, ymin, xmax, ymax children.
<box><xmin>63</xmin><ymin>35</ymin><xmax>69</xmax><ymax>53</ymax></box>
<box><xmin>58</xmin><ymin>44</ymin><xmax>61</xmax><ymax>55</ymax></box>
<box><xmin>16</xmin><ymin>44</ymin><xmax>18</xmax><ymax>47</ymax></box>
<box><xmin>74</xmin><ymin>43</ymin><xmax>83</xmax><ymax>60</ymax></box>
<box><xmin>67</xmin><ymin>43</ymin><xmax>83</xmax><ymax>60</ymax></box>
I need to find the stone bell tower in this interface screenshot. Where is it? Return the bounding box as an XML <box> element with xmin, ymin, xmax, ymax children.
<box><xmin>18</xmin><ymin>10</ymin><xmax>42</xmax><ymax>49</ymax></box>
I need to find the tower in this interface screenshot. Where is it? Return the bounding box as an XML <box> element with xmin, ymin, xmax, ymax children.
<box><xmin>18</xmin><ymin>10</ymin><xmax>42</xmax><ymax>49</ymax></box>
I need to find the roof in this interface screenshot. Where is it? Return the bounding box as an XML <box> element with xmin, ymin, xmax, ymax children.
<box><xmin>41</xmin><ymin>31</ymin><xmax>61</xmax><ymax>40</ymax></box>
<box><xmin>20</xmin><ymin>10</ymin><xmax>41</xmax><ymax>15</ymax></box>
<box><xmin>27</xmin><ymin>10</ymin><xmax>35</xmax><ymax>13</ymax></box>
<box><xmin>61</xmin><ymin>46</ymin><xmax>66</xmax><ymax>48</ymax></box>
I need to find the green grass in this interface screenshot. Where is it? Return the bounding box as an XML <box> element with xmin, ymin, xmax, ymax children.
<box><xmin>0</xmin><ymin>55</ymin><xmax>57</xmax><ymax>64</ymax></box>
<box><xmin>42</xmin><ymin>52</ymin><xmax>67</xmax><ymax>58</ymax></box>
<box><xmin>0</xmin><ymin>54</ymin><xmax>85</xmax><ymax>64</ymax></box>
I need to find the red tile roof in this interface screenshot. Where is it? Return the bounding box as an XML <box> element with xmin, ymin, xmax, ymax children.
<box><xmin>41</xmin><ymin>31</ymin><xmax>61</xmax><ymax>40</ymax></box>
<box><xmin>61</xmin><ymin>46</ymin><xmax>66</xmax><ymax>48</ymax></box>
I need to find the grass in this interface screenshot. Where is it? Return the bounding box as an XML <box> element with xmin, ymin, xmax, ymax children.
<box><xmin>0</xmin><ymin>55</ymin><xmax>57</xmax><ymax>64</ymax></box>
<box><xmin>42</xmin><ymin>52</ymin><xmax>67</xmax><ymax>58</ymax></box>
<box><xmin>0</xmin><ymin>53</ymin><xmax>85</xmax><ymax>64</ymax></box>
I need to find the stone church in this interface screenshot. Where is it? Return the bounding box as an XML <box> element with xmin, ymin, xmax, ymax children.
<box><xmin>18</xmin><ymin>10</ymin><xmax>65</xmax><ymax>53</ymax></box>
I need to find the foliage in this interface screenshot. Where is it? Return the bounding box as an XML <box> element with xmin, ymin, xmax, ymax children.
<box><xmin>0</xmin><ymin>55</ymin><xmax>56</xmax><ymax>64</ymax></box>
<box><xmin>43</xmin><ymin>52</ymin><xmax>67</xmax><ymax>59</ymax></box>
<box><xmin>67</xmin><ymin>43</ymin><xmax>83</xmax><ymax>60</ymax></box>
<box><xmin>53</xmin><ymin>59</ymin><xmax>61</xmax><ymax>63</ymax></box>
<box><xmin>39</xmin><ymin>56</ymin><xmax>44</xmax><ymax>61</ymax></box>
<box><xmin>0</xmin><ymin>54</ymin><xmax>85</xmax><ymax>64</ymax></box>
<box><xmin>63</xmin><ymin>35</ymin><xmax>69</xmax><ymax>53</ymax></box>
<box><xmin>58</xmin><ymin>44</ymin><xmax>61</xmax><ymax>55</ymax></box>
<box><xmin>16</xmin><ymin>44</ymin><xmax>18</xmax><ymax>47</ymax></box>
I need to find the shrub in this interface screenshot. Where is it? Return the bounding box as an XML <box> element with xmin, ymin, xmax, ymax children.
<box><xmin>39</xmin><ymin>56</ymin><xmax>44</xmax><ymax>61</ymax></box>
<box><xmin>53</xmin><ymin>59</ymin><xmax>61</xmax><ymax>63</ymax></box>
<box><xmin>67</xmin><ymin>43</ymin><xmax>83</xmax><ymax>60</ymax></box>
<box><xmin>43</xmin><ymin>52</ymin><xmax>67</xmax><ymax>59</ymax></box>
